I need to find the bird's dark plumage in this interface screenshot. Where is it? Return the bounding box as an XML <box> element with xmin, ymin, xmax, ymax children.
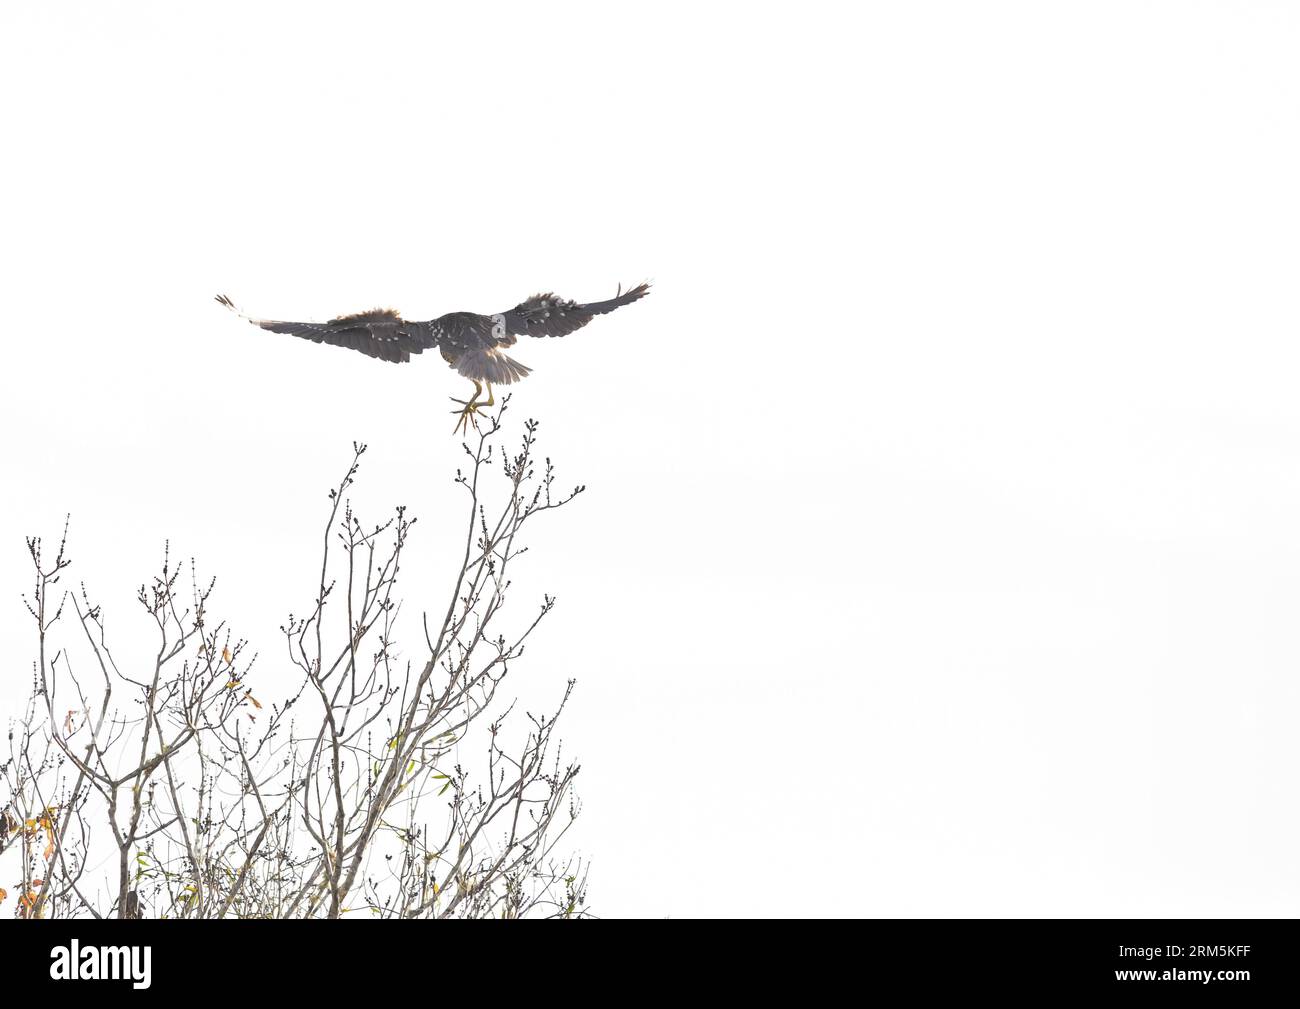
<box><xmin>501</xmin><ymin>284</ymin><xmax>652</xmax><ymax>340</ymax></box>
<box><xmin>214</xmin><ymin>283</ymin><xmax>651</xmax><ymax>381</ymax></box>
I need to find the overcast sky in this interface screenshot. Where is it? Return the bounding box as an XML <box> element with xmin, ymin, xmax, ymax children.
<box><xmin>2</xmin><ymin>2</ymin><xmax>1299</xmax><ymax>917</ymax></box>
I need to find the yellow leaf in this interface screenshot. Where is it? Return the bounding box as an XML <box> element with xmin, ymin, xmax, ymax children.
<box><xmin>222</xmin><ymin>647</ymin><xmax>233</xmax><ymax>664</ymax></box>
<box><xmin>18</xmin><ymin>887</ymin><xmax>40</xmax><ymax>917</ymax></box>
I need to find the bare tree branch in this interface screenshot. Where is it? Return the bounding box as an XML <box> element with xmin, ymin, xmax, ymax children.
<box><xmin>2</xmin><ymin>403</ymin><xmax>591</xmax><ymax>919</ymax></box>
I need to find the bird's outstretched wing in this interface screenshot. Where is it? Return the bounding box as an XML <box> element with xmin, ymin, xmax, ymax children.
<box><xmin>215</xmin><ymin>294</ymin><xmax>433</xmax><ymax>364</ymax></box>
<box><xmin>499</xmin><ymin>282</ymin><xmax>651</xmax><ymax>339</ymax></box>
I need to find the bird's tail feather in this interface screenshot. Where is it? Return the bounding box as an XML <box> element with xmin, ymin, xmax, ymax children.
<box><xmin>455</xmin><ymin>348</ymin><xmax>532</xmax><ymax>385</ymax></box>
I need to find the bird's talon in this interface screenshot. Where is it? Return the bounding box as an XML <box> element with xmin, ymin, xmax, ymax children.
<box><xmin>451</xmin><ymin>401</ymin><xmax>483</xmax><ymax>435</ymax></box>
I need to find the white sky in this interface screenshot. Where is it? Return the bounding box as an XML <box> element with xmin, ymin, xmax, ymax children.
<box><xmin>2</xmin><ymin>1</ymin><xmax>1299</xmax><ymax>917</ymax></box>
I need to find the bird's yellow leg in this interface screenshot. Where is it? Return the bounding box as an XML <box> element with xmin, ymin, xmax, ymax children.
<box><xmin>479</xmin><ymin>382</ymin><xmax>495</xmax><ymax>409</ymax></box>
<box><xmin>450</xmin><ymin>381</ymin><xmax>482</xmax><ymax>408</ymax></box>
<box><xmin>451</xmin><ymin>381</ymin><xmax>482</xmax><ymax>434</ymax></box>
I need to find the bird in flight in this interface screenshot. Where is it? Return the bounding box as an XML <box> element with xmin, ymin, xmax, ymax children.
<box><xmin>216</xmin><ymin>282</ymin><xmax>651</xmax><ymax>433</ymax></box>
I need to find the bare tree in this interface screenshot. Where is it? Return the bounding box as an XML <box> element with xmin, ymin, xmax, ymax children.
<box><xmin>1</xmin><ymin>402</ymin><xmax>591</xmax><ymax>919</ymax></box>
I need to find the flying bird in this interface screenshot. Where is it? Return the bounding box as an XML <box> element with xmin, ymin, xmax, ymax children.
<box><xmin>216</xmin><ymin>282</ymin><xmax>651</xmax><ymax>433</ymax></box>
